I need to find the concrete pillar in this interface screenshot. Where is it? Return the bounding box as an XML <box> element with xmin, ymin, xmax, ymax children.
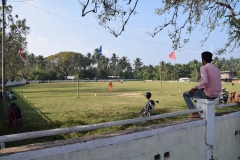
<box><xmin>0</xmin><ymin>142</ymin><xmax>5</xmax><ymax>149</ymax></box>
<box><xmin>195</xmin><ymin>99</ymin><xmax>216</xmax><ymax>160</ymax></box>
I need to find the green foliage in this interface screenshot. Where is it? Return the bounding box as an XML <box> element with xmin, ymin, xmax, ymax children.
<box><xmin>238</xmin><ymin>71</ymin><xmax>240</xmax><ymax>79</ymax></box>
<box><xmin>0</xmin><ymin>5</ymin><xmax>30</xmax><ymax>80</ymax></box>
<box><xmin>190</xmin><ymin>69</ymin><xmax>200</xmax><ymax>82</ymax></box>
<box><xmin>28</xmin><ymin>69</ymin><xmax>47</xmax><ymax>80</ymax></box>
<box><xmin>5</xmin><ymin>49</ymin><xmax>240</xmax><ymax>82</ymax></box>
<box><xmin>46</xmin><ymin>70</ymin><xmax>57</xmax><ymax>80</ymax></box>
<box><xmin>45</xmin><ymin>52</ymin><xmax>85</xmax><ymax>79</ymax></box>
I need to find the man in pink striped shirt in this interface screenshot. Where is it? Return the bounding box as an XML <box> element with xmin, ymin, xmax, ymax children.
<box><xmin>183</xmin><ymin>51</ymin><xmax>221</xmax><ymax>118</ymax></box>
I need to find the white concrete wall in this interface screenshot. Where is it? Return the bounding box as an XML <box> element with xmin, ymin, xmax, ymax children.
<box><xmin>0</xmin><ymin>112</ymin><xmax>240</xmax><ymax>160</ymax></box>
<box><xmin>214</xmin><ymin>112</ymin><xmax>240</xmax><ymax>160</ymax></box>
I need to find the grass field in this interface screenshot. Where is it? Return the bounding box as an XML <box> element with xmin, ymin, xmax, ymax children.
<box><xmin>0</xmin><ymin>80</ymin><xmax>239</xmax><ymax>147</ymax></box>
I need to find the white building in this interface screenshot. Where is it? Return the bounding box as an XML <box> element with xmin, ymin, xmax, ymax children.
<box><xmin>179</xmin><ymin>77</ymin><xmax>190</xmax><ymax>82</ymax></box>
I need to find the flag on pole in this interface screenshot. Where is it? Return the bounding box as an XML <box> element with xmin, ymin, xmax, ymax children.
<box><xmin>18</xmin><ymin>49</ymin><xmax>25</xmax><ymax>62</ymax></box>
<box><xmin>169</xmin><ymin>51</ymin><xmax>176</xmax><ymax>60</ymax></box>
<box><xmin>98</xmin><ymin>45</ymin><xmax>102</xmax><ymax>56</ymax></box>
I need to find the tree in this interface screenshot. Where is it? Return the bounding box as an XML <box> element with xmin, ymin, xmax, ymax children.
<box><xmin>118</xmin><ymin>56</ymin><xmax>129</xmax><ymax>71</ymax></box>
<box><xmin>102</xmin><ymin>56</ymin><xmax>111</xmax><ymax>76</ymax></box>
<box><xmin>133</xmin><ymin>58</ymin><xmax>143</xmax><ymax>80</ymax></box>
<box><xmin>36</xmin><ymin>55</ymin><xmax>46</xmax><ymax>70</ymax></box>
<box><xmin>79</xmin><ymin>1</ymin><xmax>240</xmax><ymax>54</ymax></box>
<box><xmin>79</xmin><ymin>0</ymin><xmax>138</xmax><ymax>37</ymax></box>
<box><xmin>28</xmin><ymin>69</ymin><xmax>47</xmax><ymax>80</ymax></box>
<box><xmin>45</xmin><ymin>52</ymin><xmax>85</xmax><ymax>79</ymax></box>
<box><xmin>85</xmin><ymin>52</ymin><xmax>94</xmax><ymax>68</ymax></box>
<box><xmin>0</xmin><ymin>5</ymin><xmax>30</xmax><ymax>80</ymax></box>
<box><xmin>110</xmin><ymin>53</ymin><xmax>119</xmax><ymax>76</ymax></box>
<box><xmin>123</xmin><ymin>62</ymin><xmax>133</xmax><ymax>79</ymax></box>
<box><xmin>20</xmin><ymin>53</ymin><xmax>37</xmax><ymax>80</ymax></box>
<box><xmin>91</xmin><ymin>48</ymin><xmax>103</xmax><ymax>78</ymax></box>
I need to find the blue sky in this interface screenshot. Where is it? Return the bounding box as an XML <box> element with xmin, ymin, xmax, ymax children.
<box><xmin>7</xmin><ymin>0</ymin><xmax>240</xmax><ymax>66</ymax></box>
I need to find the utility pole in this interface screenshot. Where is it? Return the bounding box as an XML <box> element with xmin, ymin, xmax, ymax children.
<box><xmin>196</xmin><ymin>68</ymin><xmax>198</xmax><ymax>82</ymax></box>
<box><xmin>75</xmin><ymin>67</ymin><xmax>80</xmax><ymax>98</ymax></box>
<box><xmin>2</xmin><ymin>0</ymin><xmax>6</xmax><ymax>115</ymax></box>
<box><xmin>77</xmin><ymin>72</ymin><xmax>79</xmax><ymax>98</ymax></box>
<box><xmin>159</xmin><ymin>65</ymin><xmax>162</xmax><ymax>93</ymax></box>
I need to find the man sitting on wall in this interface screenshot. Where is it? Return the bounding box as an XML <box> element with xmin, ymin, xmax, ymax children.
<box><xmin>183</xmin><ymin>51</ymin><xmax>222</xmax><ymax>118</ymax></box>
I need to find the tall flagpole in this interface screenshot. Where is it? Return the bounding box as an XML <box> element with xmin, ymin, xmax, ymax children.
<box><xmin>21</xmin><ymin>62</ymin><xmax>23</xmax><ymax>101</ymax></box>
<box><xmin>77</xmin><ymin>68</ymin><xmax>80</xmax><ymax>98</ymax></box>
<box><xmin>159</xmin><ymin>65</ymin><xmax>162</xmax><ymax>93</ymax></box>
<box><xmin>99</xmin><ymin>65</ymin><xmax>100</xmax><ymax>97</ymax></box>
<box><xmin>175</xmin><ymin>58</ymin><xmax>180</xmax><ymax>92</ymax></box>
<box><xmin>173</xmin><ymin>51</ymin><xmax>180</xmax><ymax>92</ymax></box>
<box><xmin>169</xmin><ymin>51</ymin><xmax>179</xmax><ymax>92</ymax></box>
<box><xmin>1</xmin><ymin>0</ymin><xmax>6</xmax><ymax>114</ymax></box>
<box><xmin>19</xmin><ymin>49</ymin><xmax>24</xmax><ymax>101</ymax></box>
<box><xmin>98</xmin><ymin>46</ymin><xmax>102</xmax><ymax>97</ymax></box>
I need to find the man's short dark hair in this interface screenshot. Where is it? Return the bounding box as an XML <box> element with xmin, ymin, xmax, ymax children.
<box><xmin>201</xmin><ymin>51</ymin><xmax>213</xmax><ymax>63</ymax></box>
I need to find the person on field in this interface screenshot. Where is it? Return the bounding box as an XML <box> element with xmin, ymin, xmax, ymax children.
<box><xmin>5</xmin><ymin>89</ymin><xmax>9</xmax><ymax>95</ymax></box>
<box><xmin>8</xmin><ymin>92</ymin><xmax>17</xmax><ymax>100</ymax></box>
<box><xmin>108</xmin><ymin>80</ymin><xmax>113</xmax><ymax>91</ymax></box>
<box><xmin>120</xmin><ymin>79</ymin><xmax>123</xmax><ymax>84</ymax></box>
<box><xmin>183</xmin><ymin>51</ymin><xmax>221</xmax><ymax>118</ymax></box>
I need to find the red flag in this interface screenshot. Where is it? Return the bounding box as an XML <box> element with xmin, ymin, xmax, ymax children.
<box><xmin>18</xmin><ymin>49</ymin><xmax>25</xmax><ymax>62</ymax></box>
<box><xmin>169</xmin><ymin>51</ymin><xmax>176</xmax><ymax>60</ymax></box>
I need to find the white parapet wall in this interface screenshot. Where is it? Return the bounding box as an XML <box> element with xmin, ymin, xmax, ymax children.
<box><xmin>0</xmin><ymin>119</ymin><xmax>207</xmax><ymax>160</ymax></box>
<box><xmin>214</xmin><ymin>111</ymin><xmax>240</xmax><ymax>160</ymax></box>
<box><xmin>0</xmin><ymin>111</ymin><xmax>240</xmax><ymax>160</ymax></box>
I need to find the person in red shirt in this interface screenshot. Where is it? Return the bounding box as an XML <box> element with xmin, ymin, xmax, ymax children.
<box><xmin>183</xmin><ymin>51</ymin><xmax>222</xmax><ymax>118</ymax></box>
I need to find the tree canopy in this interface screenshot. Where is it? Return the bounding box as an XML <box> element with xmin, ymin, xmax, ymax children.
<box><xmin>0</xmin><ymin>5</ymin><xmax>30</xmax><ymax>80</ymax></box>
<box><xmin>78</xmin><ymin>0</ymin><xmax>240</xmax><ymax>54</ymax></box>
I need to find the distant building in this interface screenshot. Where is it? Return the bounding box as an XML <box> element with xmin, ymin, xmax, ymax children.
<box><xmin>220</xmin><ymin>71</ymin><xmax>237</xmax><ymax>82</ymax></box>
<box><xmin>108</xmin><ymin>76</ymin><xmax>120</xmax><ymax>79</ymax></box>
<box><xmin>67</xmin><ymin>76</ymin><xmax>75</xmax><ymax>80</ymax></box>
<box><xmin>179</xmin><ymin>77</ymin><xmax>189</xmax><ymax>82</ymax></box>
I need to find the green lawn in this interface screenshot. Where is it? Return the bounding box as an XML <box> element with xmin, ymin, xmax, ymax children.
<box><xmin>0</xmin><ymin>81</ymin><xmax>239</xmax><ymax>147</ymax></box>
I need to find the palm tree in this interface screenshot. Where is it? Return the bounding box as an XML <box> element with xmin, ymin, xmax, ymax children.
<box><xmin>133</xmin><ymin>58</ymin><xmax>143</xmax><ymax>80</ymax></box>
<box><xmin>101</xmin><ymin>57</ymin><xmax>110</xmax><ymax>71</ymax></box>
<box><xmin>212</xmin><ymin>57</ymin><xmax>219</xmax><ymax>68</ymax></box>
<box><xmin>86</xmin><ymin>52</ymin><xmax>94</xmax><ymax>67</ymax></box>
<box><xmin>159</xmin><ymin>61</ymin><xmax>165</xmax><ymax>80</ymax></box>
<box><xmin>110</xmin><ymin>53</ymin><xmax>119</xmax><ymax>76</ymax></box>
<box><xmin>118</xmin><ymin>56</ymin><xmax>129</xmax><ymax>71</ymax></box>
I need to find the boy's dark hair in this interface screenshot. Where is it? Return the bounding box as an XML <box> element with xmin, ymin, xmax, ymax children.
<box><xmin>11</xmin><ymin>103</ymin><xmax>16</xmax><ymax>106</ymax></box>
<box><xmin>201</xmin><ymin>51</ymin><xmax>213</xmax><ymax>63</ymax></box>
